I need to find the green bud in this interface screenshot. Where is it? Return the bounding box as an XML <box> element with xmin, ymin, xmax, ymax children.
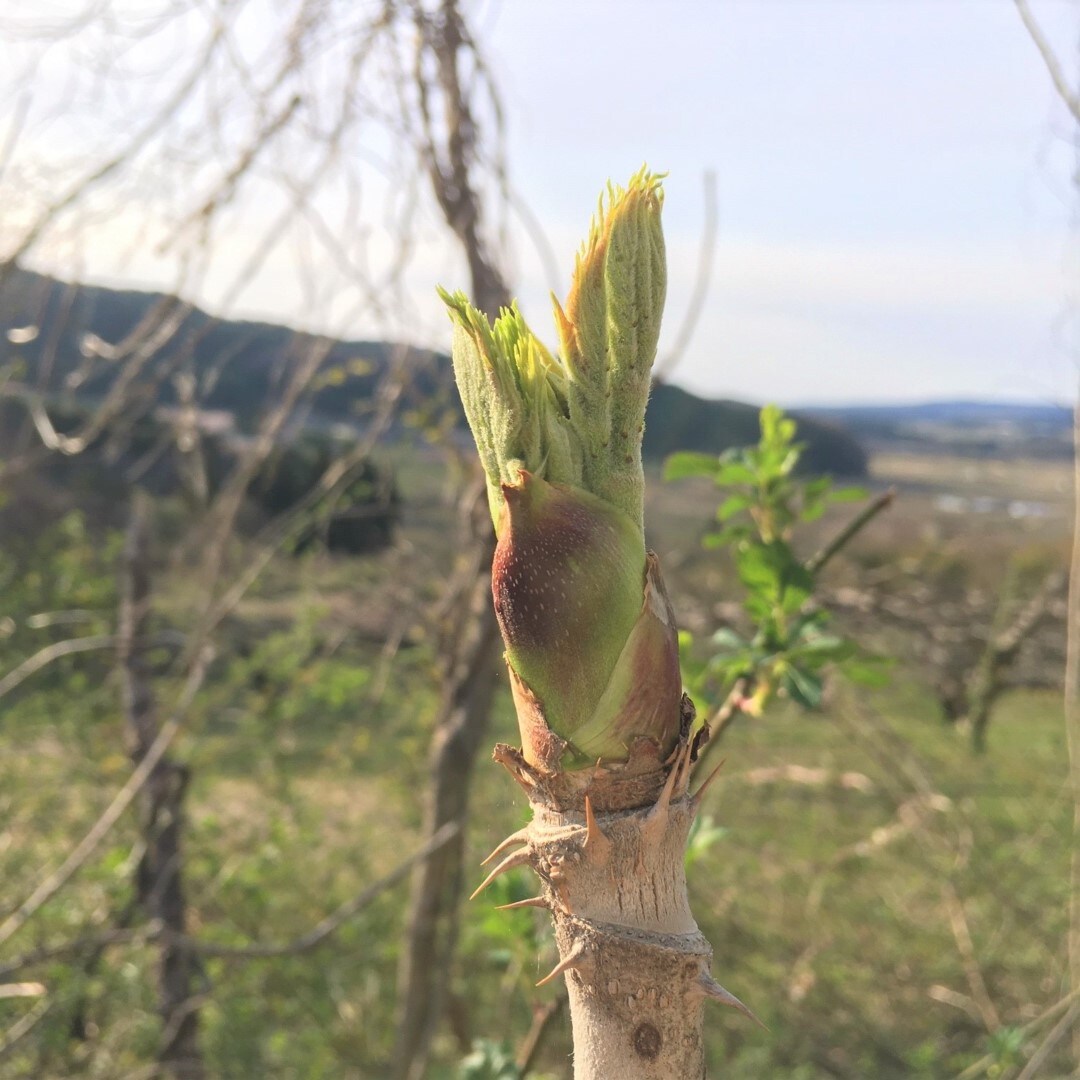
<box><xmin>555</xmin><ymin>165</ymin><xmax>666</xmax><ymax>529</ymax></box>
<box><xmin>492</xmin><ymin>469</ymin><xmax>644</xmax><ymax>755</ymax></box>
<box><xmin>567</xmin><ymin>552</ymin><xmax>682</xmax><ymax>762</ymax></box>
<box><xmin>442</xmin><ymin>169</ymin><xmax>679</xmax><ymax>768</ymax></box>
<box><xmin>439</xmin><ymin>293</ymin><xmax>582</xmax><ymax>530</ymax></box>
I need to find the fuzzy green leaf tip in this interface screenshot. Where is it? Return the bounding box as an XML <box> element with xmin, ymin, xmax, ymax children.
<box><xmin>441</xmin><ymin>169</ymin><xmax>677</xmax><ymax>764</ymax></box>
<box><xmin>439</xmin><ymin>165</ymin><xmax>666</xmax><ymax>533</ymax></box>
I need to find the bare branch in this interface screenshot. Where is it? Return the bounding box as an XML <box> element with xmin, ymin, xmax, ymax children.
<box><xmin>692</xmin><ymin>677</ymin><xmax>749</xmax><ymax>774</ymax></box>
<box><xmin>180</xmin><ymin>821</ymin><xmax>460</xmax><ymax>959</ymax></box>
<box><xmin>0</xmin><ymin>629</ymin><xmax>182</xmax><ymax>701</ymax></box>
<box><xmin>0</xmin><ymin>982</ymin><xmax>45</xmax><ymax>998</ymax></box>
<box><xmin>1014</xmin><ymin>1003</ymin><xmax>1079</xmax><ymax>1080</ymax></box>
<box><xmin>0</xmin><ymin>633</ymin><xmax>114</xmax><ymax>701</ymax></box>
<box><xmin>1065</xmin><ymin>392</ymin><xmax>1080</xmax><ymax>1062</ymax></box>
<box><xmin>943</xmin><ymin>884</ymin><xmax>1000</xmax><ymax>1033</ymax></box>
<box><xmin>1015</xmin><ymin>0</ymin><xmax>1080</xmax><ymax>124</ymax></box>
<box><xmin>515</xmin><ymin>992</ymin><xmax>567</xmax><ymax>1075</ymax></box>
<box><xmin>806</xmin><ymin>487</ymin><xmax>896</xmax><ymax>576</ymax></box>
<box><xmin>0</xmin><ymin>927</ymin><xmax>153</xmax><ymax>981</ymax></box>
<box><xmin>0</xmin><ymin>90</ymin><xmax>32</xmax><ymax>186</ymax></box>
<box><xmin>507</xmin><ymin>185</ymin><xmax>561</xmax><ymax>298</ymax></box>
<box><xmin>735</xmin><ymin>763</ymin><xmax>875</xmax><ymax>793</ymax></box>
<box><xmin>954</xmin><ymin>986</ymin><xmax>1080</xmax><ymax>1080</ymax></box>
<box><xmin>0</xmin><ymin>646</ymin><xmax>212</xmax><ymax>949</ymax></box>
<box><xmin>0</xmin><ymin>995</ymin><xmax>52</xmax><ymax>1062</ymax></box>
<box><xmin>0</xmin><ymin>14</ymin><xmax>229</xmax><ymax>282</ymax></box>
<box><xmin>0</xmin><ymin>821</ymin><xmax>460</xmax><ymax>973</ymax></box>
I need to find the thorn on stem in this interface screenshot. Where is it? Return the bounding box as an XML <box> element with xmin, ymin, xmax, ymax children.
<box><xmin>536</xmin><ymin>944</ymin><xmax>588</xmax><ymax>987</ymax></box>
<box><xmin>698</xmin><ymin>973</ymin><xmax>767</xmax><ymax>1030</ymax></box>
<box><xmin>648</xmin><ymin>738</ymin><xmax>694</xmax><ymax>833</ymax></box>
<box><xmin>496</xmin><ymin>895</ymin><xmax>548</xmax><ymax>911</ymax></box>
<box><xmin>481</xmin><ymin>826</ymin><xmax>530</xmax><ymax>867</ymax></box>
<box><xmin>690</xmin><ymin>758</ymin><xmax>726</xmax><ymax>812</ymax></box>
<box><xmin>653</xmin><ymin>748</ymin><xmax>681</xmax><ymax>818</ymax></box>
<box><xmin>469</xmin><ymin>848</ymin><xmax>532</xmax><ymax>901</ymax></box>
<box><xmin>583</xmin><ymin>795</ymin><xmax>612</xmax><ymax>862</ymax></box>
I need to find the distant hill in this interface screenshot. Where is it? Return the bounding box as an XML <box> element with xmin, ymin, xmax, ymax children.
<box><xmin>645</xmin><ymin>383</ymin><xmax>866</xmax><ymax>476</ymax></box>
<box><xmin>800</xmin><ymin>401</ymin><xmax>1072</xmax><ymax>459</ymax></box>
<box><xmin>0</xmin><ymin>267</ymin><xmax>449</xmax><ymax>432</ymax></box>
<box><xmin>801</xmin><ymin>401</ymin><xmax>1070</xmax><ymax>427</ymax></box>
<box><xmin>0</xmin><ymin>267</ymin><xmax>868</xmax><ymax>476</ymax></box>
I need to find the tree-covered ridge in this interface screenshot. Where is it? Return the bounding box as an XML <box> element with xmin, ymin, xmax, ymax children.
<box><xmin>0</xmin><ymin>267</ymin><xmax>868</xmax><ymax>476</ymax></box>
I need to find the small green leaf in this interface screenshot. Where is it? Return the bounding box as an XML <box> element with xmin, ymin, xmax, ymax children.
<box><xmin>664</xmin><ymin>451</ymin><xmax>719</xmax><ymax>481</ymax></box>
<box><xmin>783</xmin><ymin>664</ymin><xmax>823</xmax><ymax>708</ymax></box>
<box><xmin>778</xmin><ymin>448</ymin><xmax>800</xmax><ymax>476</ymax></box>
<box><xmin>709</xmin><ymin>627</ymin><xmax>746</xmax><ymax>650</ymax></box>
<box><xmin>779</xmin><ymin>579</ymin><xmax>813</xmax><ymax>615</ymax></box>
<box><xmin>707</xmin><ymin>651</ymin><xmax>755</xmax><ymax>683</ymax></box>
<box><xmin>457</xmin><ymin>1038</ymin><xmax>522</xmax><ymax>1080</ymax></box>
<box><xmin>829</xmin><ymin>486</ymin><xmax>869</xmax><ymax>502</ymax></box>
<box><xmin>703</xmin><ymin>524</ymin><xmax>752</xmax><ymax>548</ymax></box>
<box><xmin>759</xmin><ymin>404</ymin><xmax>782</xmax><ymax>443</ymax></box>
<box><xmin>712</xmin><ymin>461</ymin><xmax>758</xmax><ymax>486</ymax></box>
<box><xmin>717</xmin><ymin>494</ymin><xmax>753</xmax><ymax>521</ymax></box>
<box><xmin>736</xmin><ymin>544</ymin><xmax>783</xmax><ymax>594</ymax></box>
<box><xmin>743</xmin><ymin>591</ymin><xmax>775</xmax><ymax>624</ymax></box>
<box><xmin>788</xmin><ymin>633</ymin><xmax>848</xmax><ymax>656</ymax></box>
<box><xmin>685</xmin><ymin>814</ymin><xmax>730</xmax><ymax>868</ymax></box>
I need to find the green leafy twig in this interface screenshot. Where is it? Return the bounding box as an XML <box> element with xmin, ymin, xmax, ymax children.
<box><xmin>667</xmin><ymin>406</ymin><xmax>891</xmax><ymax>767</ymax></box>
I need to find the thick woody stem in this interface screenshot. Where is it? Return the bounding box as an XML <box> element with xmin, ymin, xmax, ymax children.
<box><xmin>451</xmin><ymin>170</ymin><xmax>753</xmax><ymax>1074</ymax></box>
<box><xmin>478</xmin><ymin>712</ymin><xmax>755</xmax><ymax>1078</ymax></box>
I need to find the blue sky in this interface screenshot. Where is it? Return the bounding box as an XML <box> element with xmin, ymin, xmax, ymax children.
<box><xmin>4</xmin><ymin>0</ymin><xmax>1078</xmax><ymax>406</ymax></box>
<box><xmin>482</xmin><ymin>0</ymin><xmax>1080</xmax><ymax>405</ymax></box>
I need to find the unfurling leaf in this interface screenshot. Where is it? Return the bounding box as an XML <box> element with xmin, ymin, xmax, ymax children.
<box><xmin>444</xmin><ymin>169</ymin><xmax>682</xmax><ymax>768</ymax></box>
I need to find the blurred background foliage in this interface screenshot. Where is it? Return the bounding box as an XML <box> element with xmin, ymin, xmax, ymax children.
<box><xmin>0</xmin><ymin>0</ymin><xmax>1076</xmax><ymax>1077</ymax></box>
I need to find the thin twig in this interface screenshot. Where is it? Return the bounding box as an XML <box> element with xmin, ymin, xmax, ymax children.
<box><xmin>0</xmin><ymin>927</ymin><xmax>153</xmax><ymax>981</ymax></box>
<box><xmin>1014</xmin><ymin>1002</ymin><xmax>1079</xmax><ymax>1080</ymax></box>
<box><xmin>692</xmin><ymin>677</ymin><xmax>748</xmax><ymax>773</ymax></box>
<box><xmin>0</xmin><ymin>633</ymin><xmax>115</xmax><ymax>700</ymax></box>
<box><xmin>954</xmin><ymin>986</ymin><xmax>1080</xmax><ymax>1080</ymax></box>
<box><xmin>508</xmin><ymin>186</ymin><xmax>561</xmax><ymax>298</ymax></box>
<box><xmin>174</xmin><ymin>821</ymin><xmax>460</xmax><ymax>959</ymax></box>
<box><xmin>0</xmin><ymin>983</ymin><xmax>45</xmax><ymax>998</ymax></box>
<box><xmin>928</xmin><ymin>984</ymin><xmax>985</xmax><ymax>1026</ymax></box>
<box><xmin>1065</xmin><ymin>394</ymin><xmax>1080</xmax><ymax>1063</ymax></box>
<box><xmin>944</xmin><ymin>884</ymin><xmax>1000</xmax><ymax>1033</ymax></box>
<box><xmin>0</xmin><ymin>996</ymin><xmax>52</xmax><ymax>1061</ymax></box>
<box><xmin>0</xmin><ymin>822</ymin><xmax>460</xmax><ymax>974</ymax></box>
<box><xmin>804</xmin><ymin>790</ymin><xmax>953</xmax><ymax>916</ymax></box>
<box><xmin>1014</xmin><ymin>0</ymin><xmax>1080</xmax><ymax>124</ymax></box>
<box><xmin>516</xmin><ymin>992</ymin><xmax>567</xmax><ymax>1075</ymax></box>
<box><xmin>0</xmin><ymin>648</ymin><xmax>212</xmax><ymax>948</ymax></box>
<box><xmin>0</xmin><ymin>17</ymin><xmax>228</xmax><ymax>282</ymax></box>
<box><xmin>0</xmin><ymin>630</ymin><xmax>183</xmax><ymax>701</ymax></box>
<box><xmin>735</xmin><ymin>763</ymin><xmax>875</xmax><ymax>793</ymax></box>
<box><xmin>806</xmin><ymin>487</ymin><xmax>896</xmax><ymax>576</ymax></box>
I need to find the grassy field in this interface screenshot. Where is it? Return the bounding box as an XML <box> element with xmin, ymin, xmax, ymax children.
<box><xmin>0</xmin><ymin>448</ymin><xmax>1074</xmax><ymax>1078</ymax></box>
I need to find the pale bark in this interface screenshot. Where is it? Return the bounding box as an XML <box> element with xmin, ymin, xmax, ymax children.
<box><xmin>476</xmin><ymin>705</ymin><xmax>753</xmax><ymax>1078</ymax></box>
